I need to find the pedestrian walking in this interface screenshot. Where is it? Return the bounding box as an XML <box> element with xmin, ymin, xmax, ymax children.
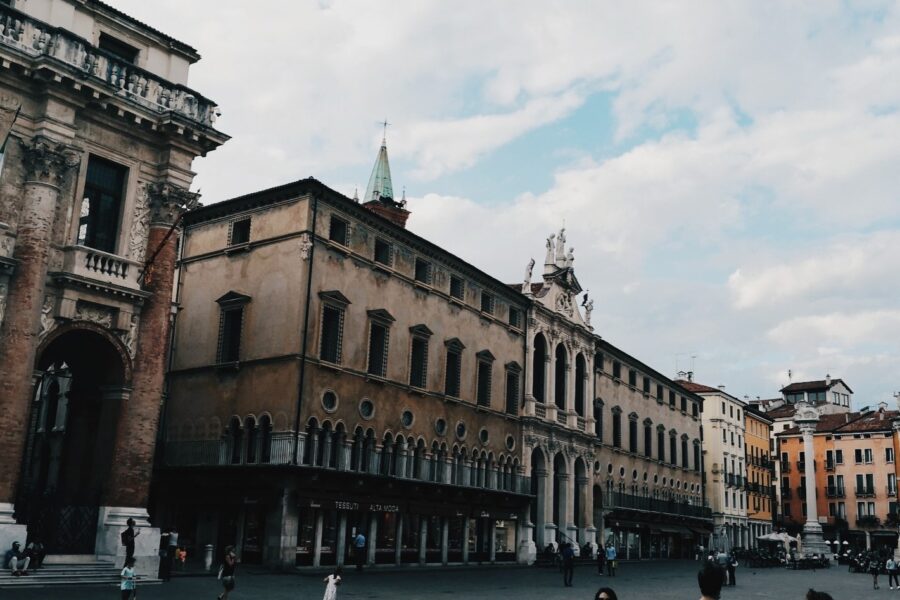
<box><xmin>561</xmin><ymin>542</ymin><xmax>575</xmax><ymax>587</ymax></box>
<box><xmin>322</xmin><ymin>566</ymin><xmax>342</xmax><ymax>600</ymax></box>
<box><xmin>120</xmin><ymin>557</ymin><xmax>136</xmax><ymax>600</ymax></box>
<box><xmin>594</xmin><ymin>587</ymin><xmax>618</xmax><ymax>600</ymax></box>
<box><xmin>597</xmin><ymin>544</ymin><xmax>606</xmax><ymax>574</ymax></box>
<box><xmin>217</xmin><ymin>545</ymin><xmax>237</xmax><ymax>600</ymax></box>
<box><xmin>158</xmin><ymin>527</ymin><xmax>171</xmax><ymax>581</ymax></box>
<box><xmin>727</xmin><ymin>552</ymin><xmax>737</xmax><ymax>586</ymax></box>
<box><xmin>870</xmin><ymin>556</ymin><xmax>882</xmax><ymax>590</ymax></box>
<box><xmin>605</xmin><ymin>543</ymin><xmax>617</xmax><ymax>576</ymax></box>
<box><xmin>166</xmin><ymin>527</ymin><xmax>178</xmax><ymax>581</ymax></box>
<box><xmin>121</xmin><ymin>518</ymin><xmax>140</xmax><ymax>563</ymax></box>
<box><xmin>698</xmin><ymin>562</ymin><xmax>725</xmax><ymax>600</ymax></box>
<box><xmin>888</xmin><ymin>556</ymin><xmax>899</xmax><ymax>589</ymax></box>
<box><xmin>353</xmin><ymin>531</ymin><xmax>366</xmax><ymax>571</ymax></box>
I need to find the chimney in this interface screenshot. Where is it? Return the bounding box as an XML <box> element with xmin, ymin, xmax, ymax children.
<box><xmin>363</xmin><ymin>200</ymin><xmax>410</xmax><ymax>228</ymax></box>
<box><xmin>687</xmin><ymin>371</ymin><xmax>694</xmax><ymax>382</ymax></box>
<box><xmin>718</xmin><ymin>385</ymin><xmax>726</xmax><ymax>390</ymax></box>
<box><xmin>825</xmin><ymin>373</ymin><xmax>831</xmax><ymax>386</ymax></box>
<box><xmin>879</xmin><ymin>401</ymin><xmax>888</xmax><ymax>414</ymax></box>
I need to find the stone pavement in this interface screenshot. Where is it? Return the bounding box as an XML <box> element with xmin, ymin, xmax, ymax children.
<box><xmin>3</xmin><ymin>560</ymin><xmax>876</xmax><ymax>599</ymax></box>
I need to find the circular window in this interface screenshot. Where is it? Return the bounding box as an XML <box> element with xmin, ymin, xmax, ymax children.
<box><xmin>359</xmin><ymin>398</ymin><xmax>374</xmax><ymax>420</ymax></box>
<box><xmin>619</xmin><ymin>466</ymin><xmax>625</xmax><ymax>478</ymax></box>
<box><xmin>594</xmin><ymin>461</ymin><xmax>601</xmax><ymax>473</ymax></box>
<box><xmin>455</xmin><ymin>421</ymin><xmax>467</xmax><ymax>440</ymax></box>
<box><xmin>643</xmin><ymin>472</ymin><xmax>648</xmax><ymax>482</ymax></box>
<box><xmin>632</xmin><ymin>469</ymin><xmax>638</xmax><ymax>481</ymax></box>
<box><xmin>401</xmin><ymin>410</ymin><xmax>414</xmax><ymax>429</ymax></box>
<box><xmin>506</xmin><ymin>435</ymin><xmax>516</xmax><ymax>451</ymax></box>
<box><xmin>435</xmin><ymin>418</ymin><xmax>447</xmax><ymax>436</ymax></box>
<box><xmin>607</xmin><ymin>464</ymin><xmax>614</xmax><ymax>475</ymax></box>
<box><xmin>321</xmin><ymin>390</ymin><xmax>338</xmax><ymax>413</ymax></box>
<box><xmin>479</xmin><ymin>428</ymin><xmax>489</xmax><ymax>444</ymax></box>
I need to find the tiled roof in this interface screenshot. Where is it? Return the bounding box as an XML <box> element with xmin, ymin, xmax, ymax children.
<box><xmin>834</xmin><ymin>410</ymin><xmax>897</xmax><ymax>433</ymax></box>
<box><xmin>674</xmin><ymin>380</ymin><xmax>721</xmax><ymax>394</ymax></box>
<box><xmin>780</xmin><ymin>378</ymin><xmax>852</xmax><ymax>393</ymax></box>
<box><xmin>766</xmin><ymin>405</ymin><xmax>797</xmax><ymax>419</ymax></box>
<box><xmin>776</xmin><ymin>412</ymin><xmax>855</xmax><ymax>436</ymax></box>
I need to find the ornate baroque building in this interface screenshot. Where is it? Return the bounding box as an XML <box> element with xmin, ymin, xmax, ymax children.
<box><xmin>0</xmin><ymin>0</ymin><xmax>226</xmax><ymax>575</ymax></box>
<box><xmin>518</xmin><ymin>239</ymin><xmax>713</xmax><ymax>562</ymax></box>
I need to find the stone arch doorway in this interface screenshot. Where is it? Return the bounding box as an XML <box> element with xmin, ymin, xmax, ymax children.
<box><xmin>18</xmin><ymin>324</ymin><xmax>131</xmax><ymax>554</ymax></box>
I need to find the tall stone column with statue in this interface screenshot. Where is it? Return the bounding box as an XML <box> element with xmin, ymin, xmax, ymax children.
<box><xmin>795</xmin><ymin>402</ymin><xmax>829</xmax><ymax>557</ymax></box>
<box><xmin>97</xmin><ymin>183</ymin><xmax>199</xmax><ymax>575</ymax></box>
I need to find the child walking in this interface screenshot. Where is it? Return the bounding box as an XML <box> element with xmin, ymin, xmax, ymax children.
<box><xmin>322</xmin><ymin>566</ymin><xmax>342</xmax><ymax>600</ymax></box>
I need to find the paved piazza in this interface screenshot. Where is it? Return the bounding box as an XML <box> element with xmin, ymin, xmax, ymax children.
<box><xmin>7</xmin><ymin>561</ymin><xmax>877</xmax><ymax>600</ymax></box>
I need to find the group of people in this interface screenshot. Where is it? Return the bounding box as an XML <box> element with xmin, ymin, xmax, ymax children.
<box><xmin>704</xmin><ymin>549</ymin><xmax>738</xmax><ymax>586</ymax></box>
<box><xmin>4</xmin><ymin>540</ymin><xmax>45</xmax><ymax>576</ymax></box>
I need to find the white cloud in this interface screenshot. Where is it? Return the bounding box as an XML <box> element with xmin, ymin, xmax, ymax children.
<box><xmin>768</xmin><ymin>310</ymin><xmax>900</xmax><ymax>347</ymax></box>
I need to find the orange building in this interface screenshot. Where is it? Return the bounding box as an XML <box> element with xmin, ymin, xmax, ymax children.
<box><xmin>776</xmin><ymin>407</ymin><xmax>899</xmax><ymax>552</ymax></box>
<box><xmin>745</xmin><ymin>407</ymin><xmax>774</xmax><ymax>545</ymax></box>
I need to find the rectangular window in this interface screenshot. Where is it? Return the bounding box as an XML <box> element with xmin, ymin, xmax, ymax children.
<box><xmin>414</xmin><ymin>258</ymin><xmax>432</xmax><ymax>284</ymax></box>
<box><xmin>505</xmin><ymin>369</ymin><xmax>520</xmax><ymax>415</ymax></box>
<box><xmin>670</xmin><ymin>436</ymin><xmax>677</xmax><ymax>466</ymax></box>
<box><xmin>328</xmin><ymin>216</ymin><xmax>349</xmax><ymax>245</ymax></box>
<box><xmin>628</xmin><ymin>369</ymin><xmax>637</xmax><ymax>387</ymax></box>
<box><xmin>658</xmin><ymin>430</ymin><xmax>665</xmax><ymax>462</ymax></box>
<box><xmin>829</xmin><ymin>503</ymin><xmax>836</xmax><ymax>516</ymax></box>
<box><xmin>367</xmin><ymin>322</ymin><xmax>389</xmax><ymax>377</ymax></box>
<box><xmin>864</xmin><ymin>449</ymin><xmax>873</xmax><ymax>464</ymax></box>
<box><xmin>230</xmin><ymin>217</ymin><xmax>251</xmax><ymax>245</ymax></box>
<box><xmin>644</xmin><ymin>425</ymin><xmax>652</xmax><ymax>456</ymax></box>
<box><xmin>656</xmin><ymin>384</ymin><xmax>664</xmax><ymax>400</ymax></box>
<box><xmin>670</xmin><ymin>391</ymin><xmax>676</xmax><ymax>407</ymax></box>
<box><xmin>855</xmin><ymin>449</ymin><xmax>863</xmax><ymax>464</ymax></box>
<box><xmin>476</xmin><ymin>361</ymin><xmax>492</xmax><ymax>407</ymax></box>
<box><xmin>319</xmin><ymin>305</ymin><xmax>344</xmax><ymax>363</ymax></box>
<box><xmin>612</xmin><ymin>413</ymin><xmax>622</xmax><ymax>448</ymax></box>
<box><xmin>480</xmin><ymin>292</ymin><xmax>495</xmax><ymax>314</ymax></box>
<box><xmin>217</xmin><ymin>307</ymin><xmax>243</xmax><ymax>363</ymax></box>
<box><xmin>783</xmin><ymin>503</ymin><xmax>791</xmax><ymax>517</ymax></box>
<box><xmin>857</xmin><ymin>502</ymin><xmax>865</xmax><ymax>519</ymax></box>
<box><xmin>508</xmin><ymin>307</ymin><xmax>522</xmax><ymax>329</ymax></box>
<box><xmin>444</xmin><ymin>350</ymin><xmax>461</xmax><ymax>397</ymax></box>
<box><xmin>682</xmin><ymin>439</ymin><xmax>689</xmax><ymax>468</ymax></box>
<box><xmin>680</xmin><ymin>396</ymin><xmax>687</xmax><ymax>412</ymax></box>
<box><xmin>450</xmin><ymin>275</ymin><xmax>465</xmax><ymax>300</ymax></box>
<box><xmin>838</xmin><ymin>502</ymin><xmax>845</xmax><ymax>517</ymax></box>
<box><xmin>612</xmin><ymin>361</ymin><xmax>622</xmax><ymax>379</ymax></box>
<box><xmin>595</xmin><ymin>353</ymin><xmax>604</xmax><ymax>372</ymax></box>
<box><xmin>643</xmin><ymin>376</ymin><xmax>650</xmax><ymax>393</ymax></box>
<box><xmin>374</xmin><ymin>238</ymin><xmax>393</xmax><ymax>266</ymax></box>
<box><xmin>629</xmin><ymin>419</ymin><xmax>638</xmax><ymax>453</ymax></box>
<box><xmin>836</xmin><ymin>449</ymin><xmax>844</xmax><ymax>464</ymax></box>
<box><xmin>98</xmin><ymin>32</ymin><xmax>139</xmax><ymax>63</ymax></box>
<box><xmin>692</xmin><ymin>402</ymin><xmax>699</xmax><ymax>417</ymax></box>
<box><xmin>722</xmin><ymin>429</ymin><xmax>727</xmax><ymax>443</ymax></box>
<box><xmin>887</xmin><ymin>448</ymin><xmax>895</xmax><ymax>463</ymax></box>
<box><xmin>80</xmin><ymin>155</ymin><xmax>127</xmax><ymax>253</ymax></box>
<box><xmin>409</xmin><ymin>337</ymin><xmax>428</xmax><ymax>388</ymax></box>
<box><xmin>694</xmin><ymin>444</ymin><xmax>701</xmax><ymax>473</ymax></box>
<box><xmin>889</xmin><ymin>474</ymin><xmax>897</xmax><ymax>495</ymax></box>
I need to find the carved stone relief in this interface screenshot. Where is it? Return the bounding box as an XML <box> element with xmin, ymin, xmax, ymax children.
<box><xmin>39</xmin><ymin>295</ymin><xmax>57</xmax><ymax>337</ymax></box>
<box><xmin>128</xmin><ymin>182</ymin><xmax>150</xmax><ymax>263</ymax></box>
<box><xmin>117</xmin><ymin>314</ymin><xmax>139</xmax><ymax>357</ymax></box>
<box><xmin>74</xmin><ymin>301</ymin><xmax>114</xmax><ymax>328</ymax></box>
<box><xmin>0</xmin><ymin>281</ymin><xmax>7</xmax><ymax>326</ymax></box>
<box><xmin>298</xmin><ymin>232</ymin><xmax>313</xmax><ymax>260</ymax></box>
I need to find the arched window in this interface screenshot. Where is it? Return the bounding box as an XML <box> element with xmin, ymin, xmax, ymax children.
<box><xmin>533</xmin><ymin>333</ymin><xmax>547</xmax><ymax>402</ymax></box>
<box><xmin>303</xmin><ymin>419</ymin><xmax>319</xmax><ymax>465</ymax></box>
<box><xmin>575</xmin><ymin>354</ymin><xmax>586</xmax><ymax>416</ymax></box>
<box><xmin>628</xmin><ymin>413</ymin><xmax>638</xmax><ymax>453</ymax></box>
<box><xmin>362</xmin><ymin>429</ymin><xmax>375</xmax><ymax>472</ymax></box>
<box><xmin>681</xmin><ymin>435</ymin><xmax>689</xmax><ymax>469</ymax></box>
<box><xmin>244</xmin><ymin>417</ymin><xmax>258</xmax><ymax>464</ymax></box>
<box><xmin>259</xmin><ymin>414</ymin><xmax>272</xmax><ymax>464</ymax></box>
<box><xmin>228</xmin><ymin>417</ymin><xmax>243</xmax><ymax>464</ymax></box>
<box><xmin>351</xmin><ymin>427</ymin><xmax>365</xmax><ymax>472</ymax></box>
<box><xmin>643</xmin><ymin>419</ymin><xmax>653</xmax><ymax>457</ymax></box>
<box><xmin>381</xmin><ymin>433</ymin><xmax>395</xmax><ymax>476</ymax></box>
<box><xmin>669</xmin><ymin>430</ymin><xmax>678</xmax><ymax>467</ymax></box>
<box><xmin>657</xmin><ymin>426</ymin><xmax>666</xmax><ymax>462</ymax></box>
<box><xmin>594</xmin><ymin>399</ymin><xmax>603</xmax><ymax>440</ymax></box>
<box><xmin>611</xmin><ymin>408</ymin><xmax>622</xmax><ymax>448</ymax></box>
<box><xmin>554</xmin><ymin>344</ymin><xmax>567</xmax><ymax>410</ymax></box>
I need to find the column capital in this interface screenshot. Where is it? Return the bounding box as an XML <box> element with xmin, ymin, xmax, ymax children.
<box><xmin>147</xmin><ymin>182</ymin><xmax>200</xmax><ymax>227</ymax></box>
<box><xmin>20</xmin><ymin>136</ymin><xmax>80</xmax><ymax>186</ymax></box>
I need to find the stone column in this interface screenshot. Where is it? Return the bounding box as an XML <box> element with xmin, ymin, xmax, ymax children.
<box><xmin>518</xmin><ymin>504</ymin><xmax>536</xmax><ymax>564</ymax></box>
<box><xmin>264</xmin><ymin>487</ymin><xmax>299</xmax><ymax>570</ymax></box>
<box><xmin>336</xmin><ymin>512</ymin><xmax>347</xmax><ymax>567</ymax></box>
<box><xmin>489</xmin><ymin>520</ymin><xmax>497</xmax><ymax>563</ymax></box>
<box><xmin>462</xmin><ymin>518</ymin><xmax>470</xmax><ymax>564</ymax></box>
<box><xmin>312</xmin><ymin>510</ymin><xmax>324</xmax><ymax>567</ymax></box>
<box><xmin>394</xmin><ymin>517</ymin><xmax>403</xmax><ymax>565</ymax></box>
<box><xmin>100</xmin><ymin>183</ymin><xmax>198</xmax><ymax>575</ymax></box>
<box><xmin>0</xmin><ymin>139</ymin><xmax>78</xmax><ymax>548</ymax></box>
<box><xmin>322</xmin><ymin>429</ymin><xmax>333</xmax><ymax>468</ymax></box>
<box><xmin>396</xmin><ymin>439</ymin><xmax>408</xmax><ymax>478</ymax></box>
<box><xmin>418</xmin><ymin>517</ymin><xmax>428</xmax><ymax>565</ymax></box>
<box><xmin>307</xmin><ymin>428</ymin><xmax>320</xmax><ymax>466</ymax></box>
<box><xmin>441</xmin><ymin>517</ymin><xmax>449</xmax><ymax>565</ymax></box>
<box><xmin>367</xmin><ymin>512</ymin><xmax>377</xmax><ymax>566</ymax></box>
<box><xmin>796</xmin><ymin>403</ymin><xmax>829</xmax><ymax>557</ymax></box>
<box><xmin>341</xmin><ymin>439</ymin><xmax>353</xmax><ymax>471</ymax></box>
<box><xmin>546</xmin><ymin>352</ymin><xmax>556</xmax><ymax>420</ymax></box>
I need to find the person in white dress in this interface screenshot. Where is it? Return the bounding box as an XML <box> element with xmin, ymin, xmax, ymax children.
<box><xmin>322</xmin><ymin>566</ymin><xmax>342</xmax><ymax>600</ymax></box>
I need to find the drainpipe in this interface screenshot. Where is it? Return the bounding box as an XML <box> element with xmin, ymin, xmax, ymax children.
<box><xmin>292</xmin><ymin>193</ymin><xmax>320</xmax><ymax>464</ymax></box>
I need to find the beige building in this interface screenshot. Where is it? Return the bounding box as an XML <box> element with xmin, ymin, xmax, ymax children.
<box><xmin>680</xmin><ymin>379</ymin><xmax>749</xmax><ymax>550</ymax></box>
<box><xmin>160</xmin><ymin>142</ymin><xmax>532</xmax><ymax>568</ymax></box>
<box><xmin>0</xmin><ymin>0</ymin><xmax>225</xmax><ymax>575</ymax></box>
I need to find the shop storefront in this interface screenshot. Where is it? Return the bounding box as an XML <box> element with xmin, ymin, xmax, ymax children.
<box><xmin>605</xmin><ymin>515</ymin><xmax>711</xmax><ymax>559</ymax></box>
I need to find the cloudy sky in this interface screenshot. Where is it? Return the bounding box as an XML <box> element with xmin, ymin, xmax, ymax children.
<box><xmin>113</xmin><ymin>0</ymin><xmax>900</xmax><ymax>407</ymax></box>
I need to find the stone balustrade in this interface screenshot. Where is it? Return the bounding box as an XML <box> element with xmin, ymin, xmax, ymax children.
<box><xmin>61</xmin><ymin>245</ymin><xmax>141</xmax><ymax>292</ymax></box>
<box><xmin>0</xmin><ymin>5</ymin><xmax>219</xmax><ymax>128</ymax></box>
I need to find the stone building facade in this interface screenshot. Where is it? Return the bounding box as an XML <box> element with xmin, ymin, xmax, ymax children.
<box><xmin>158</xmin><ymin>145</ymin><xmax>532</xmax><ymax>569</ymax></box>
<box><xmin>0</xmin><ymin>0</ymin><xmax>226</xmax><ymax>574</ymax></box>
<box><xmin>517</xmin><ymin>238</ymin><xmax>712</xmax><ymax>562</ymax></box>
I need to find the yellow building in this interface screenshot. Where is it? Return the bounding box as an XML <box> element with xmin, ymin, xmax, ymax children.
<box><xmin>745</xmin><ymin>407</ymin><xmax>774</xmax><ymax>545</ymax></box>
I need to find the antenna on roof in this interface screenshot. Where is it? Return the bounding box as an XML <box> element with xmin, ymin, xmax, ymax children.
<box><xmin>379</xmin><ymin>118</ymin><xmax>391</xmax><ymax>145</ymax></box>
<box><xmin>788</xmin><ymin>369</ymin><xmax>792</xmax><ymax>383</ymax></box>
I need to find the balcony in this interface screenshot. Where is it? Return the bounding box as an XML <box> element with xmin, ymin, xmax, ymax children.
<box><xmin>605</xmin><ymin>490</ymin><xmax>712</xmax><ymax>520</ymax></box>
<box><xmin>826</xmin><ymin>486</ymin><xmax>846</xmax><ymax>498</ymax></box>
<box><xmin>59</xmin><ymin>245</ymin><xmax>142</xmax><ymax>292</ymax></box>
<box><xmin>855</xmin><ymin>486</ymin><xmax>876</xmax><ymax>498</ymax></box>
<box><xmin>825</xmin><ymin>459</ymin><xmax>835</xmax><ymax>471</ymax></box>
<box><xmin>796</xmin><ymin>459</ymin><xmax>816</xmax><ymax>473</ymax></box>
<box><xmin>163</xmin><ymin>438</ymin><xmax>532</xmax><ymax>495</ymax></box>
<box><xmin>0</xmin><ymin>3</ymin><xmax>219</xmax><ymax>129</ymax></box>
<box><xmin>856</xmin><ymin>515</ymin><xmax>881</xmax><ymax>528</ymax></box>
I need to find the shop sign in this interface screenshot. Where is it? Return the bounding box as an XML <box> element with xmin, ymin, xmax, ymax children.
<box><xmin>299</xmin><ymin>497</ymin><xmax>403</xmax><ymax>513</ymax></box>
